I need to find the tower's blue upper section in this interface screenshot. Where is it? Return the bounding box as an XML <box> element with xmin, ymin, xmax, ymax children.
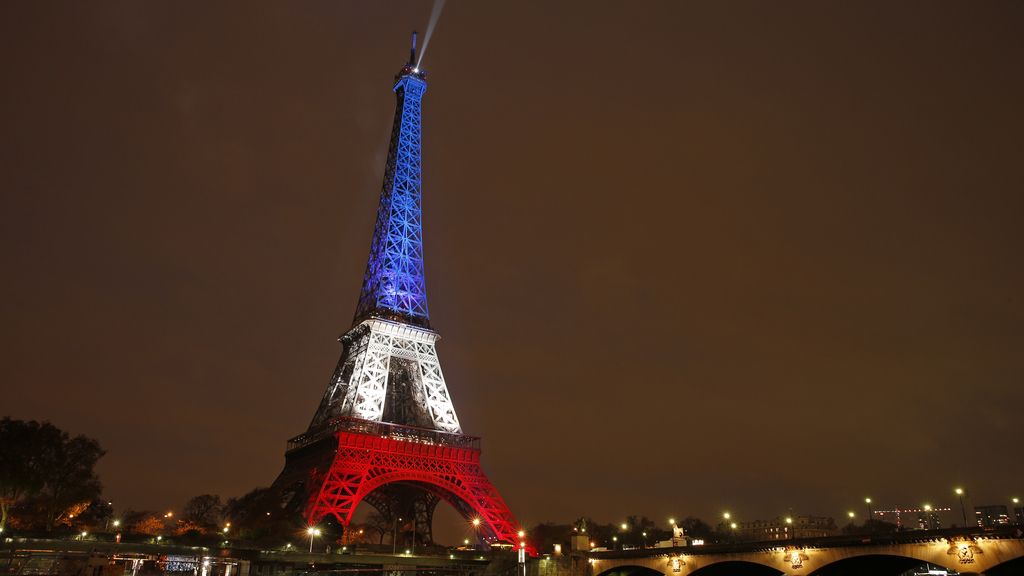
<box><xmin>353</xmin><ymin>64</ymin><xmax>431</xmax><ymax>329</ymax></box>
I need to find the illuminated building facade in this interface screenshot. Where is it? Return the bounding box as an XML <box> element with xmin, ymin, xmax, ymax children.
<box><xmin>975</xmin><ymin>505</ymin><xmax>1010</xmax><ymax>528</ymax></box>
<box><xmin>734</xmin><ymin>516</ymin><xmax>837</xmax><ymax>541</ymax></box>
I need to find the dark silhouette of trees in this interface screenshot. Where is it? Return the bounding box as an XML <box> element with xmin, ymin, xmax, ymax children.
<box><xmin>183</xmin><ymin>494</ymin><xmax>223</xmax><ymax>529</ymax></box>
<box><xmin>678</xmin><ymin>516</ymin><xmax>716</xmax><ymax>540</ymax></box>
<box><xmin>365</xmin><ymin>511</ymin><xmax>392</xmax><ymax>544</ymax></box>
<box><xmin>0</xmin><ymin>418</ymin><xmax>105</xmax><ymax>531</ymax></box>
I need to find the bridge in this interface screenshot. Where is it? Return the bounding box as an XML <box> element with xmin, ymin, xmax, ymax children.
<box><xmin>0</xmin><ymin>538</ymin><xmax>497</xmax><ymax>576</ymax></box>
<box><xmin>586</xmin><ymin>527</ymin><xmax>1024</xmax><ymax>576</ymax></box>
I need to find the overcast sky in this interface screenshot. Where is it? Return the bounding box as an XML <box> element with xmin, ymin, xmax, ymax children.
<box><xmin>1</xmin><ymin>1</ymin><xmax>1022</xmax><ymax>538</ymax></box>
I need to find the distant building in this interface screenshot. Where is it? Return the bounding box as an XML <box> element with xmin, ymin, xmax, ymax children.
<box><xmin>734</xmin><ymin>516</ymin><xmax>836</xmax><ymax>541</ymax></box>
<box><xmin>916</xmin><ymin>510</ymin><xmax>942</xmax><ymax>530</ymax></box>
<box><xmin>974</xmin><ymin>505</ymin><xmax>1009</xmax><ymax>527</ymax></box>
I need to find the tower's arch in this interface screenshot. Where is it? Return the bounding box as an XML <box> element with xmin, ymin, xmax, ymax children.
<box><xmin>306</xmin><ymin>428</ymin><xmax>522</xmax><ymax>547</ymax></box>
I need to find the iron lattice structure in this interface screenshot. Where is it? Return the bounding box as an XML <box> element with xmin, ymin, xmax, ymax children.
<box><xmin>354</xmin><ymin>63</ymin><xmax>429</xmax><ymax>328</ymax></box>
<box><xmin>306</xmin><ymin>421</ymin><xmax>521</xmax><ymax>548</ymax></box>
<box><xmin>271</xmin><ymin>38</ymin><xmax>523</xmax><ymax>551</ymax></box>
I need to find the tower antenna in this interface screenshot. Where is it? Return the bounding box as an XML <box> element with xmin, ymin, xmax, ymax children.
<box><xmin>409</xmin><ymin>31</ymin><xmax>417</xmax><ymax>66</ymax></box>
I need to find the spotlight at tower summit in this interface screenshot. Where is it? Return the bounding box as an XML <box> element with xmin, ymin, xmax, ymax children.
<box><xmin>415</xmin><ymin>0</ymin><xmax>446</xmax><ymax>69</ymax></box>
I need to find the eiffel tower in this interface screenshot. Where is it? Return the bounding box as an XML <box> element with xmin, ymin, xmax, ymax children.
<box><xmin>270</xmin><ymin>34</ymin><xmax>523</xmax><ymax>550</ymax></box>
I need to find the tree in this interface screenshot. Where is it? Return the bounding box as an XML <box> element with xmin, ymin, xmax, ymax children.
<box><xmin>365</xmin><ymin>511</ymin><xmax>392</xmax><ymax>544</ymax></box>
<box><xmin>224</xmin><ymin>487</ymin><xmax>272</xmax><ymax>524</ymax></box>
<box><xmin>132</xmin><ymin>515</ymin><xmax>165</xmax><ymax>536</ymax></box>
<box><xmin>678</xmin><ymin>517</ymin><xmax>716</xmax><ymax>540</ymax></box>
<box><xmin>0</xmin><ymin>418</ymin><xmax>104</xmax><ymax>532</ymax></box>
<box><xmin>0</xmin><ymin>419</ymin><xmax>58</xmax><ymax>531</ymax></box>
<box><xmin>183</xmin><ymin>494</ymin><xmax>223</xmax><ymax>529</ymax></box>
<box><xmin>37</xmin><ymin>434</ymin><xmax>105</xmax><ymax>530</ymax></box>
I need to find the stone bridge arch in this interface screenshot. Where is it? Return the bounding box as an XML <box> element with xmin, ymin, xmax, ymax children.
<box><xmin>792</xmin><ymin>537</ymin><xmax>1023</xmax><ymax>575</ymax></box>
<box><xmin>985</xmin><ymin>555</ymin><xmax>1024</xmax><ymax>575</ymax></box>
<box><xmin>688</xmin><ymin>561</ymin><xmax>783</xmax><ymax>575</ymax></box>
<box><xmin>806</xmin><ymin>554</ymin><xmax>951</xmax><ymax>576</ymax></box>
<box><xmin>594</xmin><ymin>565</ymin><xmax>665</xmax><ymax>576</ymax></box>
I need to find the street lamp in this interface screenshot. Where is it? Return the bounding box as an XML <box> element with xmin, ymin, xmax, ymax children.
<box><xmin>955</xmin><ymin>488</ymin><xmax>968</xmax><ymax>527</ymax></box>
<box><xmin>641</xmin><ymin>532</ymin><xmax>647</xmax><ymax>548</ymax></box>
<box><xmin>471</xmin><ymin>518</ymin><xmax>481</xmax><ymax>549</ymax></box>
<box><xmin>864</xmin><ymin>498</ymin><xmax>873</xmax><ymax>521</ymax></box>
<box><xmin>784</xmin><ymin>517</ymin><xmax>793</xmax><ymax>540</ymax></box>
<box><xmin>612</xmin><ymin>536</ymin><xmax>618</xmax><ymax>550</ymax></box>
<box><xmin>922</xmin><ymin>504</ymin><xmax>934</xmax><ymax>530</ymax></box>
<box><xmin>307</xmin><ymin>527</ymin><xmax>321</xmax><ymax>553</ymax></box>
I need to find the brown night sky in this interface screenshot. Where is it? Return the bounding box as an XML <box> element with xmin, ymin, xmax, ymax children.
<box><xmin>1</xmin><ymin>1</ymin><xmax>1022</xmax><ymax>536</ymax></box>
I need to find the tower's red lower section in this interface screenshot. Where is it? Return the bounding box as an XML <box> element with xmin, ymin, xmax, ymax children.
<box><xmin>305</xmin><ymin>421</ymin><xmax>522</xmax><ymax>548</ymax></box>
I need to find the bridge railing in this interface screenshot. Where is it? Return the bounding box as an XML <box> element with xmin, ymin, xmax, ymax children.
<box><xmin>287</xmin><ymin>417</ymin><xmax>481</xmax><ymax>453</ymax></box>
<box><xmin>587</xmin><ymin>526</ymin><xmax>1024</xmax><ymax>558</ymax></box>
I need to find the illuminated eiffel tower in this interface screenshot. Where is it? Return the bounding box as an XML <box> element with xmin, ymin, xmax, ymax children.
<box><xmin>270</xmin><ymin>34</ymin><xmax>523</xmax><ymax>550</ymax></box>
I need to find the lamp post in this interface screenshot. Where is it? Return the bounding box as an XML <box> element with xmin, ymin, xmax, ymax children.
<box><xmin>396</xmin><ymin>517</ymin><xmax>404</xmax><ymax>554</ymax></box>
<box><xmin>471</xmin><ymin>518</ymin><xmax>481</xmax><ymax>548</ymax></box>
<box><xmin>307</xmin><ymin>527</ymin><xmax>321</xmax><ymax>553</ymax></box>
<box><xmin>784</xmin><ymin>517</ymin><xmax>793</xmax><ymax>540</ymax></box>
<box><xmin>955</xmin><ymin>488</ymin><xmax>968</xmax><ymax>527</ymax></box>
